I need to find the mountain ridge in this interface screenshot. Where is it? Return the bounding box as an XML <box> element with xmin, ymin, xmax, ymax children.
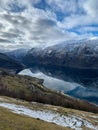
<box><xmin>23</xmin><ymin>39</ymin><xmax>98</xmax><ymax>69</ymax></box>
<box><xmin>0</xmin><ymin>53</ymin><xmax>24</xmax><ymax>73</ymax></box>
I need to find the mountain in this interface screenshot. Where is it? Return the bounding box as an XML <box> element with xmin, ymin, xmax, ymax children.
<box><xmin>5</xmin><ymin>48</ymin><xmax>29</xmax><ymax>62</ymax></box>
<box><xmin>0</xmin><ymin>53</ymin><xmax>23</xmax><ymax>73</ymax></box>
<box><xmin>23</xmin><ymin>39</ymin><xmax>98</xmax><ymax>69</ymax></box>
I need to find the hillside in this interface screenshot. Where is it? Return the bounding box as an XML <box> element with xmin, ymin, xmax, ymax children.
<box><xmin>0</xmin><ymin>96</ymin><xmax>98</xmax><ymax>130</ymax></box>
<box><xmin>0</xmin><ymin>69</ymin><xmax>98</xmax><ymax>113</ymax></box>
<box><xmin>0</xmin><ymin>53</ymin><xmax>23</xmax><ymax>73</ymax></box>
<box><xmin>0</xmin><ymin>98</ymin><xmax>68</xmax><ymax>130</ymax></box>
<box><xmin>5</xmin><ymin>48</ymin><xmax>28</xmax><ymax>62</ymax></box>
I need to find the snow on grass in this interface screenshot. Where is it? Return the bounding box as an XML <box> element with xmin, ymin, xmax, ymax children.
<box><xmin>90</xmin><ymin>115</ymin><xmax>98</xmax><ymax>119</ymax></box>
<box><xmin>0</xmin><ymin>97</ymin><xmax>9</xmax><ymax>102</ymax></box>
<box><xmin>0</xmin><ymin>102</ymin><xmax>98</xmax><ymax>130</ymax></box>
<box><xmin>0</xmin><ymin>97</ymin><xmax>5</xmax><ymax>101</ymax></box>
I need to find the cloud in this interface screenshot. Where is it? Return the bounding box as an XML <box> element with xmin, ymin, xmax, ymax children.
<box><xmin>0</xmin><ymin>0</ymin><xmax>42</xmax><ymax>12</ymax></box>
<box><xmin>0</xmin><ymin>23</ymin><xmax>4</xmax><ymax>29</ymax></box>
<box><xmin>83</xmin><ymin>0</ymin><xmax>98</xmax><ymax>17</ymax></box>
<box><xmin>0</xmin><ymin>0</ymin><xmax>98</xmax><ymax>50</ymax></box>
<box><xmin>47</xmin><ymin>0</ymin><xmax>78</xmax><ymax>14</ymax></box>
<box><xmin>77</xmin><ymin>26</ymin><xmax>98</xmax><ymax>33</ymax></box>
<box><xmin>0</xmin><ymin>38</ymin><xmax>10</xmax><ymax>43</ymax></box>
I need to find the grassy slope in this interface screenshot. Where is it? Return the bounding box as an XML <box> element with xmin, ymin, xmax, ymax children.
<box><xmin>0</xmin><ymin>107</ymin><xmax>69</xmax><ymax>130</ymax></box>
<box><xmin>0</xmin><ymin>96</ymin><xmax>98</xmax><ymax>130</ymax></box>
<box><xmin>0</xmin><ymin>72</ymin><xmax>98</xmax><ymax>113</ymax></box>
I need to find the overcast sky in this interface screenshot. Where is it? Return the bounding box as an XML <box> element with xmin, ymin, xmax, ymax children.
<box><xmin>0</xmin><ymin>0</ymin><xmax>98</xmax><ymax>50</ymax></box>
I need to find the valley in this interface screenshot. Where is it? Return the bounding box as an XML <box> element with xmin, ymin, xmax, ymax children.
<box><xmin>0</xmin><ymin>0</ymin><xmax>98</xmax><ymax>129</ymax></box>
<box><xmin>1</xmin><ymin>39</ymin><xmax>98</xmax><ymax>130</ymax></box>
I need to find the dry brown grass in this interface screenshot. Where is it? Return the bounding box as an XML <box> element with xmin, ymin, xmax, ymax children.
<box><xmin>0</xmin><ymin>107</ymin><xmax>70</xmax><ymax>130</ymax></box>
<box><xmin>0</xmin><ymin>96</ymin><xmax>98</xmax><ymax>130</ymax></box>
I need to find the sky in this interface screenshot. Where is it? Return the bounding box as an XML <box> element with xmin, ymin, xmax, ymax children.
<box><xmin>0</xmin><ymin>0</ymin><xmax>98</xmax><ymax>50</ymax></box>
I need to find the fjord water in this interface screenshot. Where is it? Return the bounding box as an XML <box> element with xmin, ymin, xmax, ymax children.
<box><xmin>19</xmin><ymin>65</ymin><xmax>98</xmax><ymax>105</ymax></box>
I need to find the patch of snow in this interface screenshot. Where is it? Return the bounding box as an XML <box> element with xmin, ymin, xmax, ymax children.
<box><xmin>0</xmin><ymin>98</ymin><xmax>5</xmax><ymax>101</ymax></box>
<box><xmin>48</xmin><ymin>50</ymin><xmax>52</xmax><ymax>54</ymax></box>
<box><xmin>0</xmin><ymin>102</ymin><xmax>98</xmax><ymax>130</ymax></box>
<box><xmin>91</xmin><ymin>115</ymin><xmax>98</xmax><ymax>119</ymax></box>
<box><xmin>0</xmin><ymin>98</ymin><xmax>9</xmax><ymax>102</ymax></box>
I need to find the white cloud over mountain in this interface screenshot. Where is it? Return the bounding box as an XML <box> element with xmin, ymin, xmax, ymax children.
<box><xmin>0</xmin><ymin>0</ymin><xmax>98</xmax><ymax>50</ymax></box>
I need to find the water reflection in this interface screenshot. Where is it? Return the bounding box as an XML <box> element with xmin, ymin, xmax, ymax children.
<box><xmin>19</xmin><ymin>69</ymin><xmax>78</xmax><ymax>92</ymax></box>
<box><xmin>19</xmin><ymin>65</ymin><xmax>98</xmax><ymax>104</ymax></box>
<box><xmin>33</xmin><ymin>65</ymin><xmax>98</xmax><ymax>89</ymax></box>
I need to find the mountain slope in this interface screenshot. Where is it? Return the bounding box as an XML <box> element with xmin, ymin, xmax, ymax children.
<box><xmin>0</xmin><ymin>53</ymin><xmax>23</xmax><ymax>73</ymax></box>
<box><xmin>23</xmin><ymin>39</ymin><xmax>98</xmax><ymax>69</ymax></box>
<box><xmin>5</xmin><ymin>48</ymin><xmax>28</xmax><ymax>62</ymax></box>
<box><xmin>0</xmin><ymin>98</ymin><xmax>68</xmax><ymax>130</ymax></box>
<box><xmin>0</xmin><ymin>96</ymin><xmax>98</xmax><ymax>130</ymax></box>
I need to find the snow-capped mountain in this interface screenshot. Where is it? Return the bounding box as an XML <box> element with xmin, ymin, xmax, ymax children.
<box><xmin>5</xmin><ymin>48</ymin><xmax>29</xmax><ymax>62</ymax></box>
<box><xmin>23</xmin><ymin>39</ymin><xmax>98</xmax><ymax>69</ymax></box>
